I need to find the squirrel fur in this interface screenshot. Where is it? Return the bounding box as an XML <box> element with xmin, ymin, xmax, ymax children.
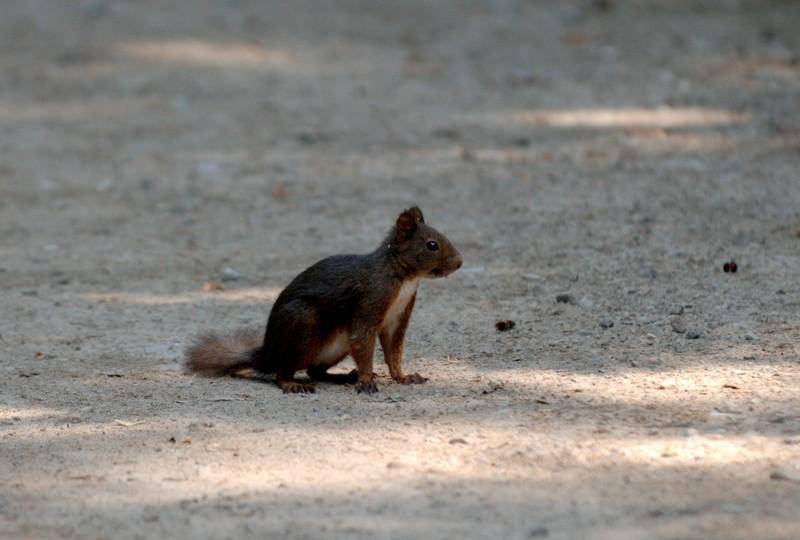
<box><xmin>185</xmin><ymin>206</ymin><xmax>462</xmax><ymax>394</ymax></box>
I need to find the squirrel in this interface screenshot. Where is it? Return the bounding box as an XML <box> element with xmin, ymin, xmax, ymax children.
<box><xmin>185</xmin><ymin>206</ymin><xmax>462</xmax><ymax>394</ymax></box>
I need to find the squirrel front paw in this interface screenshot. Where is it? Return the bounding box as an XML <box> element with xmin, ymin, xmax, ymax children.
<box><xmin>395</xmin><ymin>373</ymin><xmax>428</xmax><ymax>385</ymax></box>
<box><xmin>355</xmin><ymin>380</ymin><xmax>379</xmax><ymax>394</ymax></box>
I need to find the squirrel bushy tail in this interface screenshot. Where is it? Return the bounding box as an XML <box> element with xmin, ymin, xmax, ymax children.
<box><xmin>185</xmin><ymin>328</ymin><xmax>263</xmax><ymax>376</ymax></box>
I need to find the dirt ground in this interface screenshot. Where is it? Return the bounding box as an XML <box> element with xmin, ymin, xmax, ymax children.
<box><xmin>1</xmin><ymin>1</ymin><xmax>800</xmax><ymax>538</ymax></box>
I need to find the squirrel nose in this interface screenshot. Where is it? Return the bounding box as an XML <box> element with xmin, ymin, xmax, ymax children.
<box><xmin>454</xmin><ymin>256</ymin><xmax>463</xmax><ymax>269</ymax></box>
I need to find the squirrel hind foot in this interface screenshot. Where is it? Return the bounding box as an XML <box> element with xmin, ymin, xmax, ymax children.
<box><xmin>279</xmin><ymin>381</ymin><xmax>316</xmax><ymax>394</ymax></box>
<box><xmin>395</xmin><ymin>372</ymin><xmax>428</xmax><ymax>385</ymax></box>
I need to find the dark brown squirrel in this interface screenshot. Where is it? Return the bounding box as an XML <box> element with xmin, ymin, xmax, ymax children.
<box><xmin>185</xmin><ymin>207</ymin><xmax>462</xmax><ymax>394</ymax></box>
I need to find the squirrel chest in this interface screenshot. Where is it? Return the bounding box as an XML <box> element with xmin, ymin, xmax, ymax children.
<box><xmin>381</xmin><ymin>278</ymin><xmax>419</xmax><ymax>333</ymax></box>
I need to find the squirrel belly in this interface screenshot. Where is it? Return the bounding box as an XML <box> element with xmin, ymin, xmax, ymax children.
<box><xmin>183</xmin><ymin>206</ymin><xmax>462</xmax><ymax>394</ymax></box>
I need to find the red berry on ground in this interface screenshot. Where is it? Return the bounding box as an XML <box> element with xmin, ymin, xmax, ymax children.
<box><xmin>730</xmin><ymin>261</ymin><xmax>737</xmax><ymax>273</ymax></box>
<box><xmin>723</xmin><ymin>262</ymin><xmax>731</xmax><ymax>272</ymax></box>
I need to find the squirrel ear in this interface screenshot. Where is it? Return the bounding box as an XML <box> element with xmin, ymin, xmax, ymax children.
<box><xmin>396</xmin><ymin>207</ymin><xmax>423</xmax><ymax>234</ymax></box>
<box><xmin>396</xmin><ymin>212</ymin><xmax>416</xmax><ymax>234</ymax></box>
<box><xmin>407</xmin><ymin>206</ymin><xmax>425</xmax><ymax>223</ymax></box>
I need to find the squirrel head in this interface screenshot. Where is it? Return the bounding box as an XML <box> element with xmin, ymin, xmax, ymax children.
<box><xmin>390</xmin><ymin>206</ymin><xmax>462</xmax><ymax>278</ymax></box>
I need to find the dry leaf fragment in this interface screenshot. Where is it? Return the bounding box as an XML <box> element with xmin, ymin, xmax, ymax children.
<box><xmin>115</xmin><ymin>419</ymin><xmax>145</xmax><ymax>427</ymax></box>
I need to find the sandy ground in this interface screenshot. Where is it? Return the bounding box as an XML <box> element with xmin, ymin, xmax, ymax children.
<box><xmin>1</xmin><ymin>1</ymin><xmax>800</xmax><ymax>538</ymax></box>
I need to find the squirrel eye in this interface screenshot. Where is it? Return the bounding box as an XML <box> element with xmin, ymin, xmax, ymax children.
<box><xmin>426</xmin><ymin>240</ymin><xmax>439</xmax><ymax>251</ymax></box>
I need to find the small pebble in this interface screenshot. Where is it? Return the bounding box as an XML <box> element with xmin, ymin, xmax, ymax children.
<box><xmin>669</xmin><ymin>305</ymin><xmax>684</xmax><ymax>316</ymax></box>
<box><xmin>221</xmin><ymin>267</ymin><xmax>242</xmax><ymax>282</ymax></box>
<box><xmin>769</xmin><ymin>416</ymin><xmax>791</xmax><ymax>424</ymax></box>
<box><xmin>671</xmin><ymin>319</ymin><xmax>687</xmax><ymax>334</ymax></box>
<box><xmin>770</xmin><ymin>469</ymin><xmax>800</xmax><ymax>483</ymax></box>
<box><xmin>296</xmin><ymin>132</ymin><xmax>326</xmax><ymax>145</ymax></box>
<box><xmin>511</xmin><ymin>136</ymin><xmax>531</xmax><ymax>147</ymax></box>
<box><xmin>96</xmin><ymin>179</ymin><xmax>113</xmax><ymax>192</ymax></box>
<box><xmin>593</xmin><ymin>0</ymin><xmax>613</xmax><ymax>12</ymax></box>
<box><xmin>495</xmin><ymin>320</ymin><xmax>516</xmax><ymax>332</ymax></box>
<box><xmin>556</xmin><ymin>293</ymin><xmax>575</xmax><ymax>305</ymax></box>
<box><xmin>686</xmin><ymin>330</ymin><xmax>701</xmax><ymax>340</ymax></box>
<box><xmin>431</xmin><ymin>127</ymin><xmax>461</xmax><ymax>140</ymax></box>
<box><xmin>140</xmin><ymin>177</ymin><xmax>155</xmax><ymax>191</ymax></box>
<box><xmin>599</xmin><ymin>320</ymin><xmax>614</xmax><ymax>329</ymax></box>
